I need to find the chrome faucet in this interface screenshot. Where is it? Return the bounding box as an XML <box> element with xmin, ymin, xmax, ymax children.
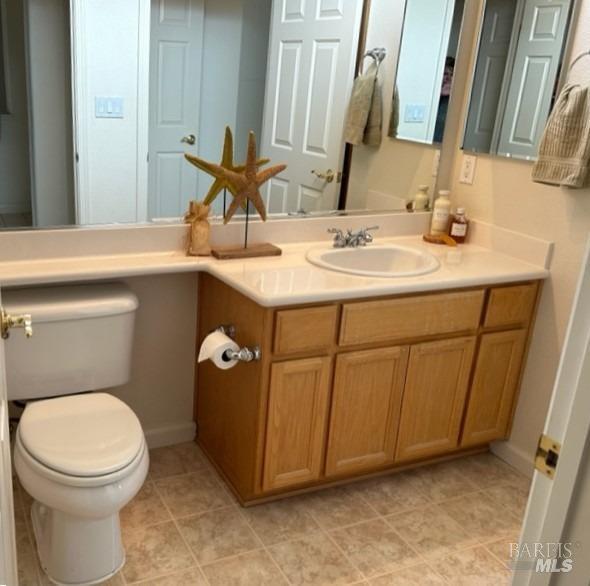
<box><xmin>328</xmin><ymin>226</ymin><xmax>379</xmax><ymax>248</ymax></box>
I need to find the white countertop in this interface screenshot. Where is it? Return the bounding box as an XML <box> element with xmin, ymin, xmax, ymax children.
<box><xmin>0</xmin><ymin>236</ymin><xmax>549</xmax><ymax>307</ymax></box>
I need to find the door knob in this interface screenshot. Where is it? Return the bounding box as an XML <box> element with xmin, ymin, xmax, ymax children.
<box><xmin>181</xmin><ymin>134</ymin><xmax>196</xmax><ymax>145</ymax></box>
<box><xmin>1</xmin><ymin>309</ymin><xmax>33</xmax><ymax>339</ymax></box>
<box><xmin>311</xmin><ymin>169</ymin><xmax>335</xmax><ymax>183</ymax></box>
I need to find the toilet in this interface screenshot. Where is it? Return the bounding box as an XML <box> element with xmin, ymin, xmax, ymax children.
<box><xmin>4</xmin><ymin>284</ymin><xmax>148</xmax><ymax>586</ymax></box>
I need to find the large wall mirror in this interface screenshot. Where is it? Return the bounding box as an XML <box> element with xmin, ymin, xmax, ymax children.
<box><xmin>0</xmin><ymin>0</ymin><xmax>471</xmax><ymax>230</ymax></box>
<box><xmin>462</xmin><ymin>0</ymin><xmax>575</xmax><ymax>160</ymax></box>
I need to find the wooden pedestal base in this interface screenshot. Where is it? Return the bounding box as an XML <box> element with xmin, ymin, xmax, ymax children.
<box><xmin>211</xmin><ymin>243</ymin><xmax>282</xmax><ymax>260</ymax></box>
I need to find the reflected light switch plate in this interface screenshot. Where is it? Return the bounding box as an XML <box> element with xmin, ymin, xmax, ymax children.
<box><xmin>95</xmin><ymin>97</ymin><xmax>124</xmax><ymax>119</ymax></box>
<box><xmin>404</xmin><ymin>104</ymin><xmax>426</xmax><ymax>123</ymax></box>
<box><xmin>460</xmin><ymin>154</ymin><xmax>477</xmax><ymax>185</ymax></box>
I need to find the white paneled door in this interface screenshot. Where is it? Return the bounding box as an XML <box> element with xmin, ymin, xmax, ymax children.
<box><xmin>261</xmin><ymin>0</ymin><xmax>364</xmax><ymax>214</ymax></box>
<box><xmin>0</xmin><ymin>293</ymin><xmax>17</xmax><ymax>585</ymax></box>
<box><xmin>497</xmin><ymin>0</ymin><xmax>571</xmax><ymax>159</ymax></box>
<box><xmin>463</xmin><ymin>0</ymin><xmax>517</xmax><ymax>153</ymax></box>
<box><xmin>148</xmin><ymin>0</ymin><xmax>204</xmax><ymax>220</ymax></box>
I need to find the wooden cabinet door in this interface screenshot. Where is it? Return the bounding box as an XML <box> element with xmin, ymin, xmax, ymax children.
<box><xmin>263</xmin><ymin>357</ymin><xmax>331</xmax><ymax>491</ymax></box>
<box><xmin>396</xmin><ymin>337</ymin><xmax>476</xmax><ymax>462</ymax></box>
<box><xmin>326</xmin><ymin>347</ymin><xmax>409</xmax><ymax>477</ymax></box>
<box><xmin>462</xmin><ymin>330</ymin><xmax>527</xmax><ymax>447</ymax></box>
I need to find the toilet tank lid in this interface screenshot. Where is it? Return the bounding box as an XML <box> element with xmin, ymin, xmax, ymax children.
<box><xmin>3</xmin><ymin>284</ymin><xmax>139</xmax><ymax>323</ymax></box>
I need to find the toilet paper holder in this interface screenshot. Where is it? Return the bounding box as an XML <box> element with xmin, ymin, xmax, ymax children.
<box><xmin>214</xmin><ymin>325</ymin><xmax>261</xmax><ymax>363</ymax></box>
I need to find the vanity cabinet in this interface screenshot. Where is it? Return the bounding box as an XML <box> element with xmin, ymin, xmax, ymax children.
<box><xmin>195</xmin><ymin>274</ymin><xmax>540</xmax><ymax>504</ymax></box>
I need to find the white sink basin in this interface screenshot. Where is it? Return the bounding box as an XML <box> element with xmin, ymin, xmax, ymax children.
<box><xmin>306</xmin><ymin>244</ymin><xmax>440</xmax><ymax>278</ymax></box>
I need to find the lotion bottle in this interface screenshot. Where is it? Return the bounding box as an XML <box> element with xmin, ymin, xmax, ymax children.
<box><xmin>430</xmin><ymin>190</ymin><xmax>451</xmax><ymax>235</ymax></box>
<box><xmin>413</xmin><ymin>185</ymin><xmax>430</xmax><ymax>211</ymax></box>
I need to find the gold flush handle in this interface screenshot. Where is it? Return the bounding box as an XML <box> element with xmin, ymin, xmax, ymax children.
<box><xmin>311</xmin><ymin>169</ymin><xmax>335</xmax><ymax>183</ymax></box>
<box><xmin>1</xmin><ymin>309</ymin><xmax>33</xmax><ymax>340</ymax></box>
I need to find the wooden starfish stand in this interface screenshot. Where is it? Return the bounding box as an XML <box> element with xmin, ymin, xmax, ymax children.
<box><xmin>211</xmin><ymin>200</ymin><xmax>282</xmax><ymax>259</ymax></box>
<box><xmin>185</xmin><ymin>129</ymin><xmax>285</xmax><ymax>260</ymax></box>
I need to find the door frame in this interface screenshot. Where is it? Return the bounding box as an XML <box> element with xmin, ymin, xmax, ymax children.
<box><xmin>0</xmin><ymin>288</ymin><xmax>17</xmax><ymax>586</ymax></box>
<box><xmin>69</xmin><ymin>0</ymin><xmax>150</xmax><ymax>225</ymax></box>
<box><xmin>514</xmin><ymin>236</ymin><xmax>590</xmax><ymax>585</ymax></box>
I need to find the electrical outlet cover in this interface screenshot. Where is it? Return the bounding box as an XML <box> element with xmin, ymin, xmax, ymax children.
<box><xmin>460</xmin><ymin>154</ymin><xmax>477</xmax><ymax>184</ymax></box>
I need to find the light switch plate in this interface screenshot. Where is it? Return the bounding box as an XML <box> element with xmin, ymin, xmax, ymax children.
<box><xmin>404</xmin><ymin>104</ymin><xmax>426</xmax><ymax>123</ymax></box>
<box><xmin>459</xmin><ymin>154</ymin><xmax>477</xmax><ymax>184</ymax></box>
<box><xmin>95</xmin><ymin>97</ymin><xmax>124</xmax><ymax>119</ymax></box>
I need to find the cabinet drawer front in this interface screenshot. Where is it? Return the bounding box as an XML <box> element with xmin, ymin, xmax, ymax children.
<box><xmin>484</xmin><ymin>283</ymin><xmax>538</xmax><ymax>329</ymax></box>
<box><xmin>274</xmin><ymin>306</ymin><xmax>338</xmax><ymax>355</ymax></box>
<box><xmin>339</xmin><ymin>291</ymin><xmax>484</xmax><ymax>346</ymax></box>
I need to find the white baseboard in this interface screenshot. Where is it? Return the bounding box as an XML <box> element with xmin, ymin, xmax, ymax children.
<box><xmin>491</xmin><ymin>441</ymin><xmax>534</xmax><ymax>478</ymax></box>
<box><xmin>144</xmin><ymin>421</ymin><xmax>196</xmax><ymax>449</ymax></box>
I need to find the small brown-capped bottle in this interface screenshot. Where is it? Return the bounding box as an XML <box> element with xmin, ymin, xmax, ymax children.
<box><xmin>449</xmin><ymin>208</ymin><xmax>469</xmax><ymax>244</ymax></box>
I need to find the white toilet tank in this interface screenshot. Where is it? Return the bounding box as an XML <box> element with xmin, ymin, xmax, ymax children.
<box><xmin>3</xmin><ymin>284</ymin><xmax>139</xmax><ymax>400</ymax></box>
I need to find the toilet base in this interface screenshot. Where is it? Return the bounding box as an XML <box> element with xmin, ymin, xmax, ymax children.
<box><xmin>32</xmin><ymin>501</ymin><xmax>125</xmax><ymax>586</ymax></box>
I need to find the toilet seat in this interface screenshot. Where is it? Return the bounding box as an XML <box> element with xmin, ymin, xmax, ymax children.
<box><xmin>18</xmin><ymin>393</ymin><xmax>144</xmax><ymax>480</ymax></box>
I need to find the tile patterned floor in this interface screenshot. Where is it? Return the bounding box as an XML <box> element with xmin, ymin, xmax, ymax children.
<box><xmin>14</xmin><ymin>444</ymin><xmax>530</xmax><ymax>585</ymax></box>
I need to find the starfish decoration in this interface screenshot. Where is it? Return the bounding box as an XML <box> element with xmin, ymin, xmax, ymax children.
<box><xmin>220</xmin><ymin>132</ymin><xmax>286</xmax><ymax>224</ymax></box>
<box><xmin>184</xmin><ymin>126</ymin><xmax>269</xmax><ymax>206</ymax></box>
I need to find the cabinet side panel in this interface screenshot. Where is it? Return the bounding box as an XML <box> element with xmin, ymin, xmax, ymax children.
<box><xmin>196</xmin><ymin>274</ymin><xmax>270</xmax><ymax>500</ymax></box>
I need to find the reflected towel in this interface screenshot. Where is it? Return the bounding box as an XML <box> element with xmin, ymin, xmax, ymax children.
<box><xmin>388</xmin><ymin>86</ymin><xmax>400</xmax><ymax>139</ymax></box>
<box><xmin>364</xmin><ymin>79</ymin><xmax>382</xmax><ymax>146</ymax></box>
<box><xmin>532</xmin><ymin>84</ymin><xmax>590</xmax><ymax>188</ymax></box>
<box><xmin>344</xmin><ymin>63</ymin><xmax>382</xmax><ymax>146</ymax></box>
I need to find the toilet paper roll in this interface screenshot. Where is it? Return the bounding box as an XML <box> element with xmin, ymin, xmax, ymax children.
<box><xmin>198</xmin><ymin>330</ymin><xmax>241</xmax><ymax>370</ymax></box>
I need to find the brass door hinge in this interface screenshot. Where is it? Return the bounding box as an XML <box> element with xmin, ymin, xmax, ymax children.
<box><xmin>535</xmin><ymin>434</ymin><xmax>560</xmax><ymax>479</ymax></box>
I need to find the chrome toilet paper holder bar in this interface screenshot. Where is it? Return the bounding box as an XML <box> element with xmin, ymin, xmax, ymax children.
<box><xmin>223</xmin><ymin>346</ymin><xmax>261</xmax><ymax>363</ymax></box>
<box><xmin>214</xmin><ymin>324</ymin><xmax>261</xmax><ymax>363</ymax></box>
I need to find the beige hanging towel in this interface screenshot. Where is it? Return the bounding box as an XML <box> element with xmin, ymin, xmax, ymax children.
<box><xmin>388</xmin><ymin>86</ymin><xmax>400</xmax><ymax>139</ymax></box>
<box><xmin>344</xmin><ymin>63</ymin><xmax>382</xmax><ymax>146</ymax></box>
<box><xmin>364</xmin><ymin>79</ymin><xmax>383</xmax><ymax>147</ymax></box>
<box><xmin>532</xmin><ymin>84</ymin><xmax>590</xmax><ymax>188</ymax></box>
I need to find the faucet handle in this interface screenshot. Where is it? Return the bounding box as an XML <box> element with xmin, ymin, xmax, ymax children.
<box><xmin>359</xmin><ymin>225</ymin><xmax>379</xmax><ymax>244</ymax></box>
<box><xmin>328</xmin><ymin>227</ymin><xmax>348</xmax><ymax>248</ymax></box>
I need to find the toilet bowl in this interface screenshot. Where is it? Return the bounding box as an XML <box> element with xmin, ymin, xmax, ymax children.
<box><xmin>14</xmin><ymin>393</ymin><xmax>149</xmax><ymax>585</ymax></box>
<box><xmin>4</xmin><ymin>284</ymin><xmax>147</xmax><ymax>585</ymax></box>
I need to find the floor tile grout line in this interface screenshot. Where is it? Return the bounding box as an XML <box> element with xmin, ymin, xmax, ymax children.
<box><xmin>149</xmin><ymin>481</ymin><xmax>210</xmax><ymax>586</ymax></box>
<box><xmin>233</xmin><ymin>506</ymin><xmax>294</xmax><ymax>585</ymax></box>
<box><xmin>379</xmin><ymin>492</ymin><xmax>525</xmax><ymax>578</ymax></box>
<box><xmin>302</xmin><ymin>499</ymin><xmax>429</xmax><ymax>584</ymax></box>
<box><xmin>481</xmin><ymin>541</ymin><xmax>515</xmax><ymax>572</ymax></box>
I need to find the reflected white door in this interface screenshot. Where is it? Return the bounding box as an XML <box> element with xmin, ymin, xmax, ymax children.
<box><xmin>148</xmin><ymin>0</ymin><xmax>204</xmax><ymax>219</ymax></box>
<box><xmin>463</xmin><ymin>0</ymin><xmax>517</xmax><ymax>153</ymax></box>
<box><xmin>261</xmin><ymin>0</ymin><xmax>363</xmax><ymax>214</ymax></box>
<box><xmin>0</xmin><ymin>292</ymin><xmax>17</xmax><ymax>586</ymax></box>
<box><xmin>497</xmin><ymin>0</ymin><xmax>571</xmax><ymax>159</ymax></box>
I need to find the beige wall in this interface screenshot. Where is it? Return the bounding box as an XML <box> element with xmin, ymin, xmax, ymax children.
<box><xmin>445</xmin><ymin>0</ymin><xmax>590</xmax><ymax>469</ymax></box>
<box><xmin>111</xmin><ymin>274</ymin><xmax>199</xmax><ymax>447</ymax></box>
<box><xmin>347</xmin><ymin>0</ymin><xmax>440</xmax><ymax>210</ymax></box>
